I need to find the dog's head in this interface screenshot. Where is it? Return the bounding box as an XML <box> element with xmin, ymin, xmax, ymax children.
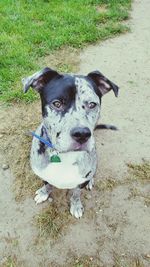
<box><xmin>22</xmin><ymin>67</ymin><xmax>119</xmax><ymax>152</ymax></box>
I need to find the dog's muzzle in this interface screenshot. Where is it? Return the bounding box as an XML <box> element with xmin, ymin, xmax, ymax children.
<box><xmin>70</xmin><ymin>127</ymin><xmax>91</xmax><ymax>144</ymax></box>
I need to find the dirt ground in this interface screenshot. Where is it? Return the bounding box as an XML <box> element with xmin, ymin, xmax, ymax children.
<box><xmin>0</xmin><ymin>0</ymin><xmax>150</xmax><ymax>266</ymax></box>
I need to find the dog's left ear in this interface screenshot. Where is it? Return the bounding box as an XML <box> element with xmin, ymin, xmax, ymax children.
<box><xmin>87</xmin><ymin>70</ymin><xmax>119</xmax><ymax>97</ymax></box>
<box><xmin>22</xmin><ymin>67</ymin><xmax>60</xmax><ymax>93</ymax></box>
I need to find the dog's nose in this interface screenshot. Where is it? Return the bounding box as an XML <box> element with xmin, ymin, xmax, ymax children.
<box><xmin>71</xmin><ymin>127</ymin><xmax>91</xmax><ymax>144</ymax></box>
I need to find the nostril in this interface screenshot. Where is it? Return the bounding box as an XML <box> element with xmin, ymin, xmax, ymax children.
<box><xmin>84</xmin><ymin>131</ymin><xmax>91</xmax><ymax>138</ymax></box>
<box><xmin>73</xmin><ymin>132</ymin><xmax>82</xmax><ymax>138</ymax></box>
<box><xmin>71</xmin><ymin>127</ymin><xmax>91</xmax><ymax>144</ymax></box>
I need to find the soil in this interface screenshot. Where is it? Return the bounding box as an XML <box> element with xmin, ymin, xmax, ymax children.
<box><xmin>0</xmin><ymin>0</ymin><xmax>150</xmax><ymax>266</ymax></box>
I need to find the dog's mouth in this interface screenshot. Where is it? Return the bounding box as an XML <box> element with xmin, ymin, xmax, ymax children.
<box><xmin>55</xmin><ymin>140</ymin><xmax>90</xmax><ymax>153</ymax></box>
<box><xmin>72</xmin><ymin>142</ymin><xmax>88</xmax><ymax>151</ymax></box>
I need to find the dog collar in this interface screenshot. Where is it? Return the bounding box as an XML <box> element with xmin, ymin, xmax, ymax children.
<box><xmin>30</xmin><ymin>131</ymin><xmax>54</xmax><ymax>148</ymax></box>
<box><xmin>29</xmin><ymin>131</ymin><xmax>61</xmax><ymax>162</ymax></box>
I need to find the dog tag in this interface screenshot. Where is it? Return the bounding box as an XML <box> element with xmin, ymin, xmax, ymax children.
<box><xmin>50</xmin><ymin>155</ymin><xmax>61</xmax><ymax>163</ymax></box>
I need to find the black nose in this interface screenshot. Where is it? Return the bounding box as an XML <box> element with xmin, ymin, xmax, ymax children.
<box><xmin>71</xmin><ymin>127</ymin><xmax>91</xmax><ymax>144</ymax></box>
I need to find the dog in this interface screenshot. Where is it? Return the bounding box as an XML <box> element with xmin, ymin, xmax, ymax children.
<box><xmin>22</xmin><ymin>67</ymin><xmax>119</xmax><ymax>218</ymax></box>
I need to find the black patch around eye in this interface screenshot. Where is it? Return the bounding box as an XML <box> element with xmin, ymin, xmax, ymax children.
<box><xmin>40</xmin><ymin>75</ymin><xmax>76</xmax><ymax>116</ymax></box>
<box><xmin>42</xmin><ymin>105</ymin><xmax>48</xmax><ymax>117</ymax></box>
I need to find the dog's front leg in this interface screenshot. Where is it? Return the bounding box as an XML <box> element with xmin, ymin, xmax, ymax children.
<box><xmin>70</xmin><ymin>187</ymin><xmax>84</xmax><ymax>219</ymax></box>
<box><xmin>34</xmin><ymin>182</ymin><xmax>53</xmax><ymax>204</ymax></box>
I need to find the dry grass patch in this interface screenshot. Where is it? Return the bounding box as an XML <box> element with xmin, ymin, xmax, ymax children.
<box><xmin>39</xmin><ymin>46</ymin><xmax>80</xmax><ymax>74</ymax></box>
<box><xmin>96</xmin><ymin>177</ymin><xmax>118</xmax><ymax>192</ymax></box>
<box><xmin>66</xmin><ymin>252</ymin><xmax>148</xmax><ymax>267</ymax></box>
<box><xmin>95</xmin><ymin>161</ymin><xmax>150</xmax><ymax>208</ymax></box>
<box><xmin>0</xmin><ymin>103</ymin><xmax>42</xmax><ymax>201</ymax></box>
<box><xmin>96</xmin><ymin>5</ymin><xmax>108</xmax><ymax>14</ymax></box>
<box><xmin>113</xmin><ymin>253</ymin><xmax>145</xmax><ymax>267</ymax></box>
<box><xmin>96</xmin><ymin>161</ymin><xmax>150</xmax><ymax>193</ymax></box>
<box><xmin>128</xmin><ymin>186</ymin><xmax>150</xmax><ymax>206</ymax></box>
<box><xmin>68</xmin><ymin>254</ymin><xmax>146</xmax><ymax>267</ymax></box>
<box><xmin>67</xmin><ymin>254</ymin><xmax>100</xmax><ymax>267</ymax></box>
<box><xmin>36</xmin><ymin>203</ymin><xmax>73</xmax><ymax>240</ymax></box>
<box><xmin>127</xmin><ymin>161</ymin><xmax>150</xmax><ymax>182</ymax></box>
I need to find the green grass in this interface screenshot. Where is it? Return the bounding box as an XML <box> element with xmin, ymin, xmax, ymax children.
<box><xmin>0</xmin><ymin>255</ymin><xmax>24</xmax><ymax>267</ymax></box>
<box><xmin>0</xmin><ymin>0</ymin><xmax>131</xmax><ymax>102</ymax></box>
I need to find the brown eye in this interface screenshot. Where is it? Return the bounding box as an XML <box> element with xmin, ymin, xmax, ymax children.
<box><xmin>88</xmin><ymin>102</ymin><xmax>97</xmax><ymax>109</ymax></box>
<box><xmin>52</xmin><ymin>100</ymin><xmax>63</xmax><ymax>110</ymax></box>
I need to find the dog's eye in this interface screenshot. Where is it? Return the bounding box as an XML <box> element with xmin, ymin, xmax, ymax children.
<box><xmin>88</xmin><ymin>102</ymin><xmax>97</xmax><ymax>109</ymax></box>
<box><xmin>51</xmin><ymin>100</ymin><xmax>63</xmax><ymax>110</ymax></box>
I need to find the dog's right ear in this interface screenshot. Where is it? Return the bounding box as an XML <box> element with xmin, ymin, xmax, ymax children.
<box><xmin>22</xmin><ymin>67</ymin><xmax>60</xmax><ymax>93</ymax></box>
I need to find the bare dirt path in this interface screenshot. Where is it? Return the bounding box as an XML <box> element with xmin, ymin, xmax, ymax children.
<box><xmin>0</xmin><ymin>0</ymin><xmax>150</xmax><ymax>266</ymax></box>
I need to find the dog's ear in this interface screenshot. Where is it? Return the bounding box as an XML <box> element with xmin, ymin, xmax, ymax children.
<box><xmin>87</xmin><ymin>70</ymin><xmax>119</xmax><ymax>97</ymax></box>
<box><xmin>22</xmin><ymin>67</ymin><xmax>60</xmax><ymax>93</ymax></box>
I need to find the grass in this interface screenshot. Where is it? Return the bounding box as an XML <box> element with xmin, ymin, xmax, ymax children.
<box><xmin>0</xmin><ymin>255</ymin><xmax>146</xmax><ymax>267</ymax></box>
<box><xmin>96</xmin><ymin>160</ymin><xmax>150</xmax><ymax>193</ymax></box>
<box><xmin>0</xmin><ymin>102</ymin><xmax>43</xmax><ymax>201</ymax></box>
<box><xmin>0</xmin><ymin>255</ymin><xmax>24</xmax><ymax>267</ymax></box>
<box><xmin>0</xmin><ymin>0</ymin><xmax>132</xmax><ymax>103</ymax></box>
<box><xmin>36</xmin><ymin>203</ymin><xmax>72</xmax><ymax>239</ymax></box>
<box><xmin>96</xmin><ymin>177</ymin><xmax>117</xmax><ymax>191</ymax></box>
<box><xmin>61</xmin><ymin>254</ymin><xmax>101</xmax><ymax>267</ymax></box>
<box><xmin>1</xmin><ymin>256</ymin><xmax>17</xmax><ymax>267</ymax></box>
<box><xmin>96</xmin><ymin>161</ymin><xmax>150</xmax><ymax>206</ymax></box>
<box><xmin>113</xmin><ymin>253</ymin><xmax>145</xmax><ymax>267</ymax></box>
<box><xmin>67</xmin><ymin>254</ymin><xmax>146</xmax><ymax>267</ymax></box>
<box><xmin>127</xmin><ymin>161</ymin><xmax>150</xmax><ymax>182</ymax></box>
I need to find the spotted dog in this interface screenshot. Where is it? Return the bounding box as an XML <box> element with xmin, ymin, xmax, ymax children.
<box><xmin>22</xmin><ymin>68</ymin><xmax>119</xmax><ymax>218</ymax></box>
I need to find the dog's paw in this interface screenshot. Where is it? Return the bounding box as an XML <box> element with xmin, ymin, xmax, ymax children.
<box><xmin>70</xmin><ymin>201</ymin><xmax>84</xmax><ymax>219</ymax></box>
<box><xmin>86</xmin><ymin>178</ymin><xmax>94</xmax><ymax>190</ymax></box>
<box><xmin>34</xmin><ymin>186</ymin><xmax>52</xmax><ymax>204</ymax></box>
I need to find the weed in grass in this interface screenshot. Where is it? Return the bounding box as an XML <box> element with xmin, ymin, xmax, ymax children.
<box><xmin>0</xmin><ymin>255</ymin><xmax>24</xmax><ymax>267</ymax></box>
<box><xmin>0</xmin><ymin>256</ymin><xmax>16</xmax><ymax>267</ymax></box>
<box><xmin>0</xmin><ymin>0</ymin><xmax>132</xmax><ymax>103</ymax></box>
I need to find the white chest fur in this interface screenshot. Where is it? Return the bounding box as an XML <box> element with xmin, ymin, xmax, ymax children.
<box><xmin>32</xmin><ymin>151</ymin><xmax>93</xmax><ymax>189</ymax></box>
